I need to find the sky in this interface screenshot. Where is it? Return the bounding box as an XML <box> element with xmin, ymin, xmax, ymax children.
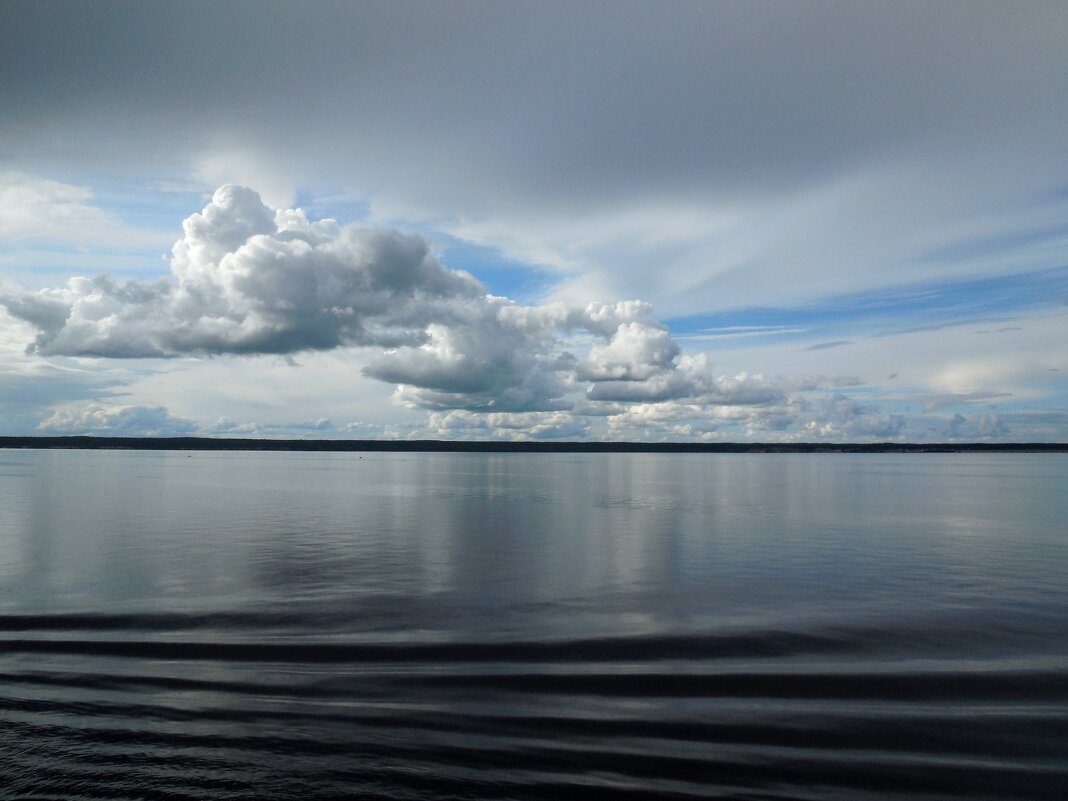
<box><xmin>2</xmin><ymin>0</ymin><xmax>1067</xmax><ymax>442</ymax></box>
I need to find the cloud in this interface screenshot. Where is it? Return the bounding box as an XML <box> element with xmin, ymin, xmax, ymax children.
<box><xmin>3</xmin><ymin>187</ymin><xmax>776</xmax><ymax>417</ymax></box>
<box><xmin>943</xmin><ymin>412</ymin><xmax>1010</xmax><ymax>440</ymax></box>
<box><xmin>0</xmin><ymin>172</ymin><xmax>113</xmax><ymax>243</ymax></box>
<box><xmin>5</xmin><ymin>185</ymin><xmax>1063</xmax><ymax>443</ymax></box>
<box><xmin>921</xmin><ymin>391</ymin><xmax>1013</xmax><ymax>413</ymax></box>
<box><xmin>1</xmin><ymin>4</ymin><xmax>1065</xmax><ymax>444</ymax></box>
<box><xmin>0</xmin><ymin>304</ymin><xmax>143</xmax><ymax>433</ymax></box>
<box><xmin>202</xmin><ymin>415</ymin><xmax>334</xmax><ymax>437</ymax></box>
<box><xmin>577</xmin><ymin>321</ymin><xmax>678</xmax><ymax>381</ymax></box>
<box><xmin>296</xmin><ymin>417</ymin><xmax>332</xmax><ymax>431</ymax></box>
<box><xmin>585</xmin><ymin>353</ymin><xmax>785</xmax><ymax>405</ymax></box>
<box><xmin>804</xmin><ymin>394</ymin><xmax>906</xmax><ymax>440</ymax></box>
<box><xmin>4</xmin><ymin>3</ymin><xmax>1065</xmax><ymax>325</ymax></box>
<box><xmin>8</xmin><ymin>4</ymin><xmax>1064</xmax><ymax>210</ymax></box>
<box><xmin>426</xmin><ymin>410</ymin><xmax>590</xmax><ymax>441</ymax></box>
<box><xmin>37</xmin><ymin>404</ymin><xmax>197</xmax><ymax>437</ymax></box>
<box><xmin>364</xmin><ymin>298</ymin><xmax>571</xmax><ymax>413</ymax></box>
<box><xmin>203</xmin><ymin>417</ymin><xmax>261</xmax><ymax>437</ymax></box>
<box><xmin>0</xmin><ymin>366</ymin><xmax>126</xmax><ymax>436</ymax></box>
<box><xmin>805</xmin><ymin>340</ymin><xmax>853</xmax><ymax>351</ymax></box>
<box><xmin>1</xmin><ymin>185</ymin><xmax>483</xmax><ymax>358</ymax></box>
<box><xmin>598</xmin><ymin>391</ymin><xmax>908</xmax><ymax>443</ymax></box>
<box><xmin>369</xmin><ymin>298</ymin><xmax>686</xmax><ymax>412</ymax></box>
<box><xmin>0</xmin><ymin>172</ymin><xmax>170</xmax><ymax>251</ymax></box>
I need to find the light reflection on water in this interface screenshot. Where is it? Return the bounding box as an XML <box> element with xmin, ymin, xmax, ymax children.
<box><xmin>0</xmin><ymin>450</ymin><xmax>1066</xmax><ymax>799</ymax></box>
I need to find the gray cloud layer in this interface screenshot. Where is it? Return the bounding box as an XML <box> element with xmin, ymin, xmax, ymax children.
<box><xmin>3</xmin><ymin>2</ymin><xmax>1066</xmax><ymax>324</ymax></box>
<box><xmin>6</xmin><ymin>2</ymin><xmax>1064</xmax><ymax>201</ymax></box>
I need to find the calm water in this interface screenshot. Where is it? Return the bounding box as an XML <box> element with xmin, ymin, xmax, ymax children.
<box><xmin>0</xmin><ymin>450</ymin><xmax>1065</xmax><ymax>800</ymax></box>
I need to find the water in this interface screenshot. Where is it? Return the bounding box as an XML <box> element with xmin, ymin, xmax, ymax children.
<box><xmin>0</xmin><ymin>450</ymin><xmax>1065</xmax><ymax>800</ymax></box>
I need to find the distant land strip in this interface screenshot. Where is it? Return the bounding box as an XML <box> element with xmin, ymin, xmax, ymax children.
<box><xmin>1</xmin><ymin>437</ymin><xmax>1065</xmax><ymax>453</ymax></box>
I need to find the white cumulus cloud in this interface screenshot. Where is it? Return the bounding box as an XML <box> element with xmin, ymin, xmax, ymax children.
<box><xmin>1</xmin><ymin>185</ymin><xmax>484</xmax><ymax>357</ymax></box>
<box><xmin>12</xmin><ymin>184</ymin><xmax>1052</xmax><ymax>443</ymax></box>
<box><xmin>3</xmin><ymin>187</ymin><xmax>799</xmax><ymax>418</ymax></box>
<box><xmin>37</xmin><ymin>404</ymin><xmax>197</xmax><ymax>437</ymax></box>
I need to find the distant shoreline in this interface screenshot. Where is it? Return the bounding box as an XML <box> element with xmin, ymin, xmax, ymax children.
<box><xmin>1</xmin><ymin>436</ymin><xmax>1065</xmax><ymax>453</ymax></box>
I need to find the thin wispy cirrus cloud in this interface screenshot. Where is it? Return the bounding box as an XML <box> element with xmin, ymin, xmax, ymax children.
<box><xmin>1</xmin><ymin>1</ymin><xmax>1066</xmax><ymax>441</ymax></box>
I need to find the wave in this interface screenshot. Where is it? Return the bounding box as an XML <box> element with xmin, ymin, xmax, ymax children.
<box><xmin>1</xmin><ymin>619</ymin><xmax>1066</xmax><ymax>800</ymax></box>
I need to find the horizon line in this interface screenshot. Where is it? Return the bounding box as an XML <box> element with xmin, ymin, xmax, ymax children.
<box><xmin>1</xmin><ymin>436</ymin><xmax>1065</xmax><ymax>453</ymax></box>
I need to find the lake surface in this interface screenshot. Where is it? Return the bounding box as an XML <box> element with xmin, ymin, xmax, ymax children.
<box><xmin>0</xmin><ymin>450</ymin><xmax>1065</xmax><ymax>800</ymax></box>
